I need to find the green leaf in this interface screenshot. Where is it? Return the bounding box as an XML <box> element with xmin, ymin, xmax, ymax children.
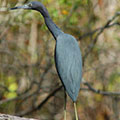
<box><xmin>4</xmin><ymin>92</ymin><xmax>17</xmax><ymax>99</ymax></box>
<box><xmin>8</xmin><ymin>83</ymin><xmax>18</xmax><ymax>92</ymax></box>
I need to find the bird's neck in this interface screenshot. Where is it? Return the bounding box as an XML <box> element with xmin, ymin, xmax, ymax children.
<box><xmin>37</xmin><ymin>6</ymin><xmax>63</xmax><ymax>39</ymax></box>
<box><xmin>44</xmin><ymin>17</ymin><xmax>63</xmax><ymax>39</ymax></box>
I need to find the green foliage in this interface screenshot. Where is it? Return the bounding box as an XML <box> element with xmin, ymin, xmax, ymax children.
<box><xmin>60</xmin><ymin>0</ymin><xmax>72</xmax><ymax>5</ymax></box>
<box><xmin>7</xmin><ymin>76</ymin><xmax>16</xmax><ymax>85</ymax></box>
<box><xmin>8</xmin><ymin>83</ymin><xmax>18</xmax><ymax>92</ymax></box>
<box><xmin>69</xmin><ymin>13</ymin><xmax>78</xmax><ymax>25</ymax></box>
<box><xmin>116</xmin><ymin>37</ymin><xmax>120</xmax><ymax>44</ymax></box>
<box><xmin>3</xmin><ymin>76</ymin><xmax>18</xmax><ymax>99</ymax></box>
<box><xmin>4</xmin><ymin>92</ymin><xmax>17</xmax><ymax>99</ymax></box>
<box><xmin>108</xmin><ymin>72</ymin><xmax>120</xmax><ymax>91</ymax></box>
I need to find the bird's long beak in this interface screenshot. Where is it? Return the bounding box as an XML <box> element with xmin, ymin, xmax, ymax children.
<box><xmin>10</xmin><ymin>4</ymin><xmax>30</xmax><ymax>10</ymax></box>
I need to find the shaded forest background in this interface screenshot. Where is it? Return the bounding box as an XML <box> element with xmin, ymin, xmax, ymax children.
<box><xmin>0</xmin><ymin>0</ymin><xmax>120</xmax><ymax>120</ymax></box>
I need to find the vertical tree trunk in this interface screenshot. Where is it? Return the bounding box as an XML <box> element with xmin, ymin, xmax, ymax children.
<box><xmin>28</xmin><ymin>20</ymin><xmax>38</xmax><ymax>64</ymax></box>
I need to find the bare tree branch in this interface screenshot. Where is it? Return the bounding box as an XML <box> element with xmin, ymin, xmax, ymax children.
<box><xmin>82</xmin><ymin>12</ymin><xmax>120</xmax><ymax>63</ymax></box>
<box><xmin>16</xmin><ymin>86</ymin><xmax>63</xmax><ymax>116</ymax></box>
<box><xmin>0</xmin><ymin>113</ymin><xmax>38</xmax><ymax>120</ymax></box>
<box><xmin>84</xmin><ymin>82</ymin><xmax>120</xmax><ymax>96</ymax></box>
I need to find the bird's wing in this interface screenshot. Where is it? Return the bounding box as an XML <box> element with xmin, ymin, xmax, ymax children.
<box><xmin>55</xmin><ymin>34</ymin><xmax>82</xmax><ymax>101</ymax></box>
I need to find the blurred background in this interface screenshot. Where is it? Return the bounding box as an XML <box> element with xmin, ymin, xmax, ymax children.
<box><xmin>0</xmin><ymin>0</ymin><xmax>120</xmax><ymax>120</ymax></box>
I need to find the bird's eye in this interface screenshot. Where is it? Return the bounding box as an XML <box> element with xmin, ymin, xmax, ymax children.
<box><xmin>28</xmin><ymin>3</ymin><xmax>32</xmax><ymax>7</ymax></box>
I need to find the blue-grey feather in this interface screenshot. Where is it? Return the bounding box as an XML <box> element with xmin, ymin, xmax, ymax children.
<box><xmin>55</xmin><ymin>33</ymin><xmax>82</xmax><ymax>102</ymax></box>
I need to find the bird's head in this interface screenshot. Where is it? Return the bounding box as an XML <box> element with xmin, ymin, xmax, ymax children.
<box><xmin>10</xmin><ymin>1</ymin><xmax>44</xmax><ymax>11</ymax></box>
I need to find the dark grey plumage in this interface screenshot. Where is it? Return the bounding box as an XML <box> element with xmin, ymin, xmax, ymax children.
<box><xmin>10</xmin><ymin>1</ymin><xmax>82</xmax><ymax>102</ymax></box>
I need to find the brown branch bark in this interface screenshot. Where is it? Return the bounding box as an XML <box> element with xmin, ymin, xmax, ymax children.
<box><xmin>0</xmin><ymin>113</ymin><xmax>38</xmax><ymax>120</ymax></box>
<box><xmin>82</xmin><ymin>12</ymin><xmax>120</xmax><ymax>64</ymax></box>
<box><xmin>16</xmin><ymin>86</ymin><xmax>62</xmax><ymax>116</ymax></box>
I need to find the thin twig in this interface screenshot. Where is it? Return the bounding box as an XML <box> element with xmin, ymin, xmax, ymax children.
<box><xmin>16</xmin><ymin>86</ymin><xmax>63</xmax><ymax>116</ymax></box>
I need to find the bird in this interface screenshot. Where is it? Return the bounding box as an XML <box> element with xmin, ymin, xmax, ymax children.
<box><xmin>10</xmin><ymin>1</ymin><xmax>82</xmax><ymax>120</ymax></box>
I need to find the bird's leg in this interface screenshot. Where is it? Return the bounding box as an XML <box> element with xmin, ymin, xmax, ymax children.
<box><xmin>64</xmin><ymin>91</ymin><xmax>67</xmax><ymax>120</ymax></box>
<box><xmin>74</xmin><ymin>102</ymin><xmax>79</xmax><ymax>120</ymax></box>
